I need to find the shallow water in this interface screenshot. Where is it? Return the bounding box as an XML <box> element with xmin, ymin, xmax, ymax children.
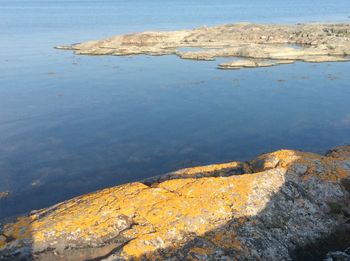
<box><xmin>1</xmin><ymin>0</ymin><xmax>350</xmax><ymax>218</ymax></box>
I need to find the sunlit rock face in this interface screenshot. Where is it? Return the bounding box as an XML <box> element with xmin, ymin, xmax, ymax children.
<box><xmin>0</xmin><ymin>146</ymin><xmax>349</xmax><ymax>260</ymax></box>
<box><xmin>56</xmin><ymin>23</ymin><xmax>350</xmax><ymax>69</ymax></box>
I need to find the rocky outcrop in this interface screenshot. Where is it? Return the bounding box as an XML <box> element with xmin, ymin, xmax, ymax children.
<box><xmin>56</xmin><ymin>23</ymin><xmax>350</xmax><ymax>69</ymax></box>
<box><xmin>0</xmin><ymin>145</ymin><xmax>349</xmax><ymax>260</ymax></box>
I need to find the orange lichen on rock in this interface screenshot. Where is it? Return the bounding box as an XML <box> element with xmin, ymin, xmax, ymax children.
<box><xmin>0</xmin><ymin>237</ymin><xmax>6</xmax><ymax>249</ymax></box>
<box><xmin>251</xmin><ymin>149</ymin><xmax>349</xmax><ymax>182</ymax></box>
<box><xmin>189</xmin><ymin>246</ymin><xmax>215</xmax><ymax>255</ymax></box>
<box><xmin>209</xmin><ymin>230</ymin><xmax>242</xmax><ymax>250</ymax></box>
<box><xmin>2</xmin><ymin>216</ymin><xmax>32</xmax><ymax>241</ymax></box>
<box><xmin>1</xmin><ymin>145</ymin><xmax>349</xmax><ymax>260</ymax></box>
<box><xmin>300</xmin><ymin>158</ymin><xmax>349</xmax><ymax>182</ymax></box>
<box><xmin>120</xmin><ymin>174</ymin><xmax>259</xmax><ymax>258</ymax></box>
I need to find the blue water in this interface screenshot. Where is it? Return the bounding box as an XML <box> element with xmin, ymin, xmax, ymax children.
<box><xmin>0</xmin><ymin>0</ymin><xmax>350</xmax><ymax>218</ymax></box>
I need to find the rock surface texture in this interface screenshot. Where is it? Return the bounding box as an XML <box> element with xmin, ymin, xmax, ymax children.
<box><xmin>1</xmin><ymin>146</ymin><xmax>350</xmax><ymax>260</ymax></box>
<box><xmin>56</xmin><ymin>23</ymin><xmax>350</xmax><ymax>69</ymax></box>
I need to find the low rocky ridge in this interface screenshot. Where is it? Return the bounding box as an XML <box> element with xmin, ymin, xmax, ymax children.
<box><xmin>0</xmin><ymin>146</ymin><xmax>349</xmax><ymax>260</ymax></box>
<box><xmin>56</xmin><ymin>23</ymin><xmax>350</xmax><ymax>69</ymax></box>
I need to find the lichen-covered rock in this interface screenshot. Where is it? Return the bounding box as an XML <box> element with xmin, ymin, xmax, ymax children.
<box><xmin>56</xmin><ymin>23</ymin><xmax>350</xmax><ymax>69</ymax></box>
<box><xmin>0</xmin><ymin>146</ymin><xmax>349</xmax><ymax>260</ymax></box>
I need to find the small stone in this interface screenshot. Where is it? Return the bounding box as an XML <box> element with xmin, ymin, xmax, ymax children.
<box><xmin>0</xmin><ymin>192</ymin><xmax>9</xmax><ymax>199</ymax></box>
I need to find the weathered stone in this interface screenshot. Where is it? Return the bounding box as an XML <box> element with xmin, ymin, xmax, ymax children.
<box><xmin>326</xmin><ymin>146</ymin><xmax>350</xmax><ymax>159</ymax></box>
<box><xmin>0</xmin><ymin>146</ymin><xmax>349</xmax><ymax>260</ymax></box>
<box><xmin>56</xmin><ymin>23</ymin><xmax>350</xmax><ymax>69</ymax></box>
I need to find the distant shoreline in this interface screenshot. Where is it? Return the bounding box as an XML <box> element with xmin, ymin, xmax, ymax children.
<box><xmin>57</xmin><ymin>22</ymin><xmax>350</xmax><ymax>70</ymax></box>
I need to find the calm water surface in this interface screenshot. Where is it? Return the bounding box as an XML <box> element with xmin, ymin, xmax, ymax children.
<box><xmin>1</xmin><ymin>0</ymin><xmax>350</xmax><ymax>218</ymax></box>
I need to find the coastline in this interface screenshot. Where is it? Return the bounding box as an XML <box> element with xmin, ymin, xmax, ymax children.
<box><xmin>1</xmin><ymin>2</ymin><xmax>350</xmax><ymax>260</ymax></box>
<box><xmin>1</xmin><ymin>145</ymin><xmax>349</xmax><ymax>260</ymax></box>
<box><xmin>57</xmin><ymin>22</ymin><xmax>350</xmax><ymax>70</ymax></box>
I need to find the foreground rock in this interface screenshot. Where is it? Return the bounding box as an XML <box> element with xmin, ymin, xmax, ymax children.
<box><xmin>56</xmin><ymin>23</ymin><xmax>350</xmax><ymax>69</ymax></box>
<box><xmin>1</xmin><ymin>145</ymin><xmax>349</xmax><ymax>260</ymax></box>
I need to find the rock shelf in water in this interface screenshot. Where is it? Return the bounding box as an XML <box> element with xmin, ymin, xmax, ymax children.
<box><xmin>56</xmin><ymin>23</ymin><xmax>350</xmax><ymax>69</ymax></box>
<box><xmin>1</xmin><ymin>145</ymin><xmax>349</xmax><ymax>260</ymax></box>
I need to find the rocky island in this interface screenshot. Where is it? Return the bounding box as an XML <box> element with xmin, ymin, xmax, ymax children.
<box><xmin>1</xmin><ymin>145</ymin><xmax>349</xmax><ymax>260</ymax></box>
<box><xmin>56</xmin><ymin>23</ymin><xmax>350</xmax><ymax>69</ymax></box>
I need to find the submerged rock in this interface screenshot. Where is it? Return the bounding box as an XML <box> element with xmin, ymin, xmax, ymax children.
<box><xmin>0</xmin><ymin>192</ymin><xmax>9</xmax><ymax>200</ymax></box>
<box><xmin>56</xmin><ymin>23</ymin><xmax>350</xmax><ymax>69</ymax></box>
<box><xmin>0</xmin><ymin>145</ymin><xmax>349</xmax><ymax>260</ymax></box>
<box><xmin>218</xmin><ymin>59</ymin><xmax>281</xmax><ymax>69</ymax></box>
<box><xmin>302</xmin><ymin>56</ymin><xmax>350</xmax><ymax>63</ymax></box>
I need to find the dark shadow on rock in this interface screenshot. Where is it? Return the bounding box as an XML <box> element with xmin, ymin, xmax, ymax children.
<box><xmin>293</xmin><ymin>224</ymin><xmax>350</xmax><ymax>261</ymax></box>
<box><xmin>142</xmin><ymin>161</ymin><xmax>250</xmax><ymax>186</ymax></box>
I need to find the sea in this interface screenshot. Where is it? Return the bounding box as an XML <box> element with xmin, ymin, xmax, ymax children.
<box><xmin>1</xmin><ymin>0</ymin><xmax>350</xmax><ymax>218</ymax></box>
